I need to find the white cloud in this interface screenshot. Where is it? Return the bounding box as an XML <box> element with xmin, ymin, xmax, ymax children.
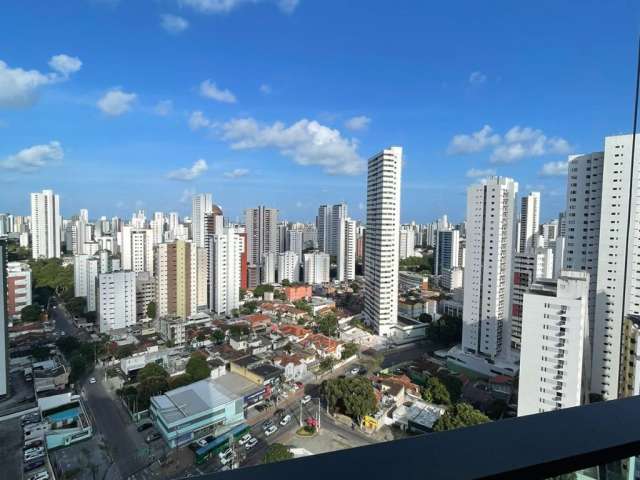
<box><xmin>188</xmin><ymin>110</ymin><xmax>212</xmax><ymax>130</ymax></box>
<box><xmin>154</xmin><ymin>99</ymin><xmax>173</xmax><ymax>116</ymax></box>
<box><xmin>344</xmin><ymin>115</ymin><xmax>371</xmax><ymax>132</ymax></box>
<box><xmin>540</xmin><ymin>161</ymin><xmax>569</xmax><ymax>177</ymax></box>
<box><xmin>259</xmin><ymin>83</ymin><xmax>272</xmax><ymax>95</ymax></box>
<box><xmin>48</xmin><ymin>54</ymin><xmax>82</xmax><ymax>77</ymax></box>
<box><xmin>97</xmin><ymin>88</ymin><xmax>137</xmax><ymax>116</ymax></box>
<box><xmin>466</xmin><ymin>168</ymin><xmax>496</xmax><ymax>178</ymax></box>
<box><xmin>0</xmin><ymin>54</ymin><xmax>82</xmax><ymax>108</ymax></box>
<box><xmin>448</xmin><ymin>124</ymin><xmax>572</xmax><ymax>164</ymax></box>
<box><xmin>447</xmin><ymin>125</ymin><xmax>500</xmax><ymax>154</ymax></box>
<box><xmin>160</xmin><ymin>14</ymin><xmax>190</xmax><ymax>33</ymax></box>
<box><xmin>179</xmin><ymin>0</ymin><xmax>299</xmax><ymax>14</ymax></box>
<box><xmin>469</xmin><ymin>71</ymin><xmax>487</xmax><ymax>85</ymax></box>
<box><xmin>167</xmin><ymin>158</ymin><xmax>208</xmax><ymax>181</ymax></box>
<box><xmin>199</xmin><ymin>79</ymin><xmax>236</xmax><ymax>103</ymax></box>
<box><xmin>220</xmin><ymin>117</ymin><xmax>364</xmax><ymax>175</ymax></box>
<box><xmin>1</xmin><ymin>141</ymin><xmax>63</xmax><ymax>172</ymax></box>
<box><xmin>224</xmin><ymin>168</ymin><xmax>249</xmax><ymax>178</ymax></box>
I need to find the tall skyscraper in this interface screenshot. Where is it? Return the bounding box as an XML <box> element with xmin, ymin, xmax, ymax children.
<box><xmin>208</xmin><ymin>228</ymin><xmax>242</xmax><ymax>315</ymax></box>
<box><xmin>364</xmin><ymin>147</ymin><xmax>403</xmax><ymax>336</ymax></box>
<box><xmin>120</xmin><ymin>226</ymin><xmax>154</xmax><ymax>275</ymax></box>
<box><xmin>192</xmin><ymin>193</ymin><xmax>213</xmax><ymax>249</ymax></box>
<box><xmin>245</xmin><ymin>206</ymin><xmax>278</xmax><ymax>287</ymax></box>
<box><xmin>151</xmin><ymin>211</ymin><xmax>166</xmax><ymax>245</ymax></box>
<box><xmin>31</xmin><ymin>189</ymin><xmax>61</xmax><ymax>259</ymax></box>
<box><xmin>336</xmin><ymin>218</ymin><xmax>357</xmax><ymax>282</ymax></box>
<box><xmin>330</xmin><ymin>203</ymin><xmax>347</xmax><ymax>256</ymax></box>
<box><xmin>0</xmin><ymin>240</ymin><xmax>9</xmax><ymax>396</ymax></box>
<box><xmin>591</xmin><ymin>134</ymin><xmax>640</xmax><ymax>400</ymax></box>
<box><xmin>519</xmin><ymin>192</ymin><xmax>540</xmax><ymax>253</ymax></box>
<box><xmin>398</xmin><ymin>225</ymin><xmax>416</xmax><ymax>260</ymax></box>
<box><xmin>317</xmin><ymin>205</ymin><xmax>331</xmax><ymax>253</ymax></box>
<box><xmin>563</xmin><ymin>152</ymin><xmax>604</xmax><ymax>372</ymax></box>
<box><xmin>462</xmin><ymin>176</ymin><xmax>518</xmax><ymax>360</ymax></box>
<box><xmin>155</xmin><ymin>240</ymin><xmax>198</xmax><ymax>319</ymax></box>
<box><xmin>277</xmin><ymin>251</ymin><xmax>300</xmax><ymax>283</ymax></box>
<box><xmin>434</xmin><ymin>229</ymin><xmax>460</xmax><ymax>276</ymax></box>
<box><xmin>98</xmin><ymin>270</ymin><xmax>137</xmax><ymax>332</ymax></box>
<box><xmin>517</xmin><ymin>271</ymin><xmax>589</xmax><ymax>416</ymax></box>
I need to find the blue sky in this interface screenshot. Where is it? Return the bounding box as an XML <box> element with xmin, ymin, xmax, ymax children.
<box><xmin>1</xmin><ymin>0</ymin><xmax>639</xmax><ymax>224</ymax></box>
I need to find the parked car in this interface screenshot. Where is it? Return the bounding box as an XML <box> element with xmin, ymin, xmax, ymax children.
<box><xmin>280</xmin><ymin>414</ymin><xmax>291</xmax><ymax>426</ymax></box>
<box><xmin>238</xmin><ymin>433</ymin><xmax>252</xmax><ymax>446</ymax></box>
<box><xmin>350</xmin><ymin>367</ymin><xmax>360</xmax><ymax>375</ymax></box>
<box><xmin>262</xmin><ymin>420</ymin><xmax>274</xmax><ymax>431</ymax></box>
<box><xmin>23</xmin><ymin>447</ymin><xmax>44</xmax><ymax>456</ymax></box>
<box><xmin>196</xmin><ymin>438</ymin><xmax>208</xmax><ymax>447</ymax></box>
<box><xmin>146</xmin><ymin>432</ymin><xmax>161</xmax><ymax>443</ymax></box>
<box><xmin>89</xmin><ymin>377</ymin><xmax>96</xmax><ymax>384</ymax></box>
<box><xmin>264</xmin><ymin>425</ymin><xmax>278</xmax><ymax>436</ymax></box>
<box><xmin>24</xmin><ymin>451</ymin><xmax>44</xmax><ymax>463</ymax></box>
<box><xmin>27</xmin><ymin>471</ymin><xmax>49</xmax><ymax>480</ymax></box>
<box><xmin>301</xmin><ymin>395</ymin><xmax>312</xmax><ymax>405</ymax></box>
<box><xmin>218</xmin><ymin>447</ymin><xmax>233</xmax><ymax>460</ymax></box>
<box><xmin>136</xmin><ymin>422</ymin><xmax>152</xmax><ymax>432</ymax></box>
<box><xmin>24</xmin><ymin>460</ymin><xmax>45</xmax><ymax>473</ymax></box>
<box><xmin>245</xmin><ymin>437</ymin><xmax>258</xmax><ymax>450</ymax></box>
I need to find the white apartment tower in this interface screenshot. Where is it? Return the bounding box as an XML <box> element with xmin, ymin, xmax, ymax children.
<box><xmin>517</xmin><ymin>271</ymin><xmax>589</xmax><ymax>416</ymax></box>
<box><xmin>303</xmin><ymin>252</ymin><xmax>330</xmax><ymax>285</ymax></box>
<box><xmin>317</xmin><ymin>205</ymin><xmax>331</xmax><ymax>253</ymax></box>
<box><xmin>364</xmin><ymin>147</ymin><xmax>402</xmax><ymax>336</ymax></box>
<box><xmin>208</xmin><ymin>228</ymin><xmax>242</xmax><ymax>315</ymax></box>
<box><xmin>31</xmin><ymin>189</ymin><xmax>61</xmax><ymax>259</ymax></box>
<box><xmin>192</xmin><ymin>193</ymin><xmax>213</xmax><ymax>249</ymax></box>
<box><xmin>120</xmin><ymin>226</ymin><xmax>154</xmax><ymax>275</ymax></box>
<box><xmin>330</xmin><ymin>203</ymin><xmax>347</xmax><ymax>257</ymax></box>
<box><xmin>277</xmin><ymin>251</ymin><xmax>300</xmax><ymax>284</ymax></box>
<box><xmin>519</xmin><ymin>192</ymin><xmax>540</xmax><ymax>253</ymax></box>
<box><xmin>98</xmin><ymin>271</ymin><xmax>137</xmax><ymax>332</ymax></box>
<box><xmin>592</xmin><ymin>134</ymin><xmax>640</xmax><ymax>400</ymax></box>
<box><xmin>398</xmin><ymin>225</ymin><xmax>416</xmax><ymax>260</ymax></box>
<box><xmin>462</xmin><ymin>176</ymin><xmax>518</xmax><ymax>360</ymax></box>
<box><xmin>336</xmin><ymin>218</ymin><xmax>357</xmax><ymax>282</ymax></box>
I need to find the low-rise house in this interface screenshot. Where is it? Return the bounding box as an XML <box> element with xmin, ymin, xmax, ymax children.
<box><xmin>309</xmin><ymin>296</ymin><xmax>335</xmax><ymax>315</ymax></box>
<box><xmin>283</xmin><ymin>284</ymin><xmax>312</xmax><ymax>302</ymax></box>
<box><xmin>229</xmin><ymin>355</ymin><xmax>283</xmax><ymax>386</ymax></box>
<box><xmin>272</xmin><ymin>354</ymin><xmax>308</xmax><ymax>381</ymax></box>
<box><xmin>260</xmin><ymin>302</ymin><xmax>307</xmax><ymax>322</ymax></box>
<box><xmin>33</xmin><ymin>359</ymin><xmax>69</xmax><ymax>393</ymax></box>
<box><xmin>304</xmin><ymin>334</ymin><xmax>343</xmax><ymax>360</ymax></box>
<box><xmin>279</xmin><ymin>324</ymin><xmax>311</xmax><ymax>343</ymax></box>
<box><xmin>244</xmin><ymin>313</ymin><xmax>272</xmax><ymax>331</ymax></box>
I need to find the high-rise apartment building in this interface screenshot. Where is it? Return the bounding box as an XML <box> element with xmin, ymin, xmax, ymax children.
<box><xmin>398</xmin><ymin>225</ymin><xmax>416</xmax><ymax>260</ymax></box>
<box><xmin>303</xmin><ymin>252</ymin><xmax>330</xmax><ymax>285</ymax></box>
<box><xmin>364</xmin><ymin>147</ymin><xmax>402</xmax><ymax>336</ymax></box>
<box><xmin>336</xmin><ymin>218</ymin><xmax>357</xmax><ymax>282</ymax></box>
<box><xmin>519</xmin><ymin>192</ymin><xmax>540</xmax><ymax>253</ymax></box>
<box><xmin>317</xmin><ymin>205</ymin><xmax>331</xmax><ymax>253</ymax></box>
<box><xmin>6</xmin><ymin>262</ymin><xmax>32</xmax><ymax>318</ymax></box>
<box><xmin>136</xmin><ymin>271</ymin><xmax>156</xmax><ymax>321</ymax></box>
<box><xmin>277</xmin><ymin>251</ymin><xmax>300</xmax><ymax>284</ymax></box>
<box><xmin>192</xmin><ymin>193</ymin><xmax>213</xmax><ymax>249</ymax></box>
<box><xmin>435</xmin><ymin>229</ymin><xmax>460</xmax><ymax>276</ymax></box>
<box><xmin>208</xmin><ymin>229</ymin><xmax>242</xmax><ymax>315</ymax></box>
<box><xmin>330</xmin><ymin>203</ymin><xmax>347</xmax><ymax>257</ymax></box>
<box><xmin>592</xmin><ymin>134</ymin><xmax>640</xmax><ymax>400</ymax></box>
<box><xmin>517</xmin><ymin>271</ymin><xmax>589</xmax><ymax>416</ymax></box>
<box><xmin>462</xmin><ymin>176</ymin><xmax>518</xmax><ymax>360</ymax></box>
<box><xmin>156</xmin><ymin>240</ymin><xmax>198</xmax><ymax>319</ymax></box>
<box><xmin>31</xmin><ymin>189</ymin><xmax>61</xmax><ymax>259</ymax></box>
<box><xmin>120</xmin><ymin>226</ymin><xmax>154</xmax><ymax>275</ymax></box>
<box><xmin>0</xmin><ymin>240</ymin><xmax>8</xmax><ymax>396</ymax></box>
<box><xmin>245</xmin><ymin>206</ymin><xmax>278</xmax><ymax>287</ymax></box>
<box><xmin>98</xmin><ymin>270</ymin><xmax>137</xmax><ymax>332</ymax></box>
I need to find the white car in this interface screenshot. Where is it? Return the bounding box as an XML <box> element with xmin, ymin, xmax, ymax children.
<box><xmin>24</xmin><ymin>451</ymin><xmax>44</xmax><ymax>462</ymax></box>
<box><xmin>238</xmin><ymin>433</ymin><xmax>252</xmax><ymax>446</ymax></box>
<box><xmin>24</xmin><ymin>447</ymin><xmax>44</xmax><ymax>456</ymax></box>
<box><xmin>196</xmin><ymin>438</ymin><xmax>208</xmax><ymax>447</ymax></box>
<box><xmin>27</xmin><ymin>472</ymin><xmax>49</xmax><ymax>480</ymax></box>
<box><xmin>245</xmin><ymin>437</ymin><xmax>258</xmax><ymax>450</ymax></box>
<box><xmin>350</xmin><ymin>367</ymin><xmax>360</xmax><ymax>375</ymax></box>
<box><xmin>218</xmin><ymin>447</ymin><xmax>233</xmax><ymax>460</ymax></box>
<box><xmin>280</xmin><ymin>414</ymin><xmax>291</xmax><ymax>426</ymax></box>
<box><xmin>89</xmin><ymin>377</ymin><xmax>96</xmax><ymax>384</ymax></box>
<box><xmin>264</xmin><ymin>425</ymin><xmax>278</xmax><ymax>436</ymax></box>
<box><xmin>301</xmin><ymin>395</ymin><xmax>312</xmax><ymax>405</ymax></box>
<box><xmin>220</xmin><ymin>454</ymin><xmax>233</xmax><ymax>466</ymax></box>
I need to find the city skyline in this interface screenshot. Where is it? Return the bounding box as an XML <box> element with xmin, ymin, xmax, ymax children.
<box><xmin>2</xmin><ymin>2</ymin><xmax>639</xmax><ymax>222</ymax></box>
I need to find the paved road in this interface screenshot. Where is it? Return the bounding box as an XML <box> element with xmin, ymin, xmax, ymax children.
<box><xmin>380</xmin><ymin>340</ymin><xmax>439</xmax><ymax>369</ymax></box>
<box><xmin>48</xmin><ymin>298</ymin><xmax>90</xmax><ymax>341</ymax></box>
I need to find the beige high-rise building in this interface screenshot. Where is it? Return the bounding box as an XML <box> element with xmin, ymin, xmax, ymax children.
<box><xmin>156</xmin><ymin>240</ymin><xmax>198</xmax><ymax>319</ymax></box>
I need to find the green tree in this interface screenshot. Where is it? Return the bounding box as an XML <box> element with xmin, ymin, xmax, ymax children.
<box><xmin>263</xmin><ymin>443</ymin><xmax>294</xmax><ymax>464</ymax></box>
<box><xmin>69</xmin><ymin>353</ymin><xmax>88</xmax><ymax>383</ymax></box>
<box><xmin>210</xmin><ymin>329</ymin><xmax>225</xmax><ymax>344</ymax></box>
<box><xmin>185</xmin><ymin>352</ymin><xmax>211</xmax><ymax>381</ymax></box>
<box><xmin>253</xmin><ymin>284</ymin><xmax>274</xmax><ymax>298</ymax></box>
<box><xmin>115</xmin><ymin>344</ymin><xmax>136</xmax><ymax>359</ymax></box>
<box><xmin>293</xmin><ymin>299</ymin><xmax>313</xmax><ymax>315</ymax></box>
<box><xmin>7</xmin><ymin>242</ymin><xmax>30</xmax><ymax>262</ymax></box>
<box><xmin>85</xmin><ymin>311</ymin><xmax>97</xmax><ymax>323</ymax></box>
<box><xmin>341</xmin><ymin>342</ymin><xmax>358</xmax><ymax>360</ymax></box>
<box><xmin>321</xmin><ymin>377</ymin><xmax>378</xmax><ymax>422</ymax></box>
<box><xmin>239</xmin><ymin>288</ymin><xmax>247</xmax><ymax>300</ymax></box>
<box><xmin>137</xmin><ymin>363</ymin><xmax>168</xmax><ymax>384</ymax></box>
<box><xmin>319</xmin><ymin>357</ymin><xmax>336</xmax><ymax>372</ymax></box>
<box><xmin>229</xmin><ymin>323</ymin><xmax>250</xmax><ymax>338</ymax></box>
<box><xmin>31</xmin><ymin>344</ymin><xmax>51</xmax><ymax>361</ymax></box>
<box><xmin>317</xmin><ymin>312</ymin><xmax>338</xmax><ymax>337</ymax></box>
<box><xmin>437</xmin><ymin>372</ymin><xmax>463</xmax><ymax>403</ymax></box>
<box><xmin>241</xmin><ymin>300</ymin><xmax>259</xmax><ymax>315</ymax></box>
<box><xmin>426</xmin><ymin>315</ymin><xmax>462</xmax><ymax>345</ymax></box>
<box><xmin>421</xmin><ymin>376</ymin><xmax>451</xmax><ymax>405</ymax></box>
<box><xmin>66</xmin><ymin>297</ymin><xmax>87</xmax><ymax>317</ymax></box>
<box><xmin>432</xmin><ymin>403</ymin><xmax>490</xmax><ymax>432</ymax></box>
<box><xmin>136</xmin><ymin>375</ymin><xmax>168</xmax><ymax>410</ymax></box>
<box><xmin>20</xmin><ymin>304</ymin><xmax>42</xmax><ymax>323</ymax></box>
<box><xmin>146</xmin><ymin>301</ymin><xmax>157</xmax><ymax>319</ymax></box>
<box><xmin>29</xmin><ymin>258</ymin><xmax>74</xmax><ymax>304</ymax></box>
<box><xmin>168</xmin><ymin>373</ymin><xmax>194</xmax><ymax>390</ymax></box>
<box><xmin>280</xmin><ymin>279</ymin><xmax>291</xmax><ymax>287</ymax></box>
<box><xmin>56</xmin><ymin>336</ymin><xmax>81</xmax><ymax>356</ymax></box>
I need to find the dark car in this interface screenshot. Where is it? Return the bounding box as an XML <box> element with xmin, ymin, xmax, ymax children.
<box><xmin>146</xmin><ymin>432</ymin><xmax>161</xmax><ymax>443</ymax></box>
<box><xmin>137</xmin><ymin>422</ymin><xmax>153</xmax><ymax>432</ymax></box>
<box><xmin>24</xmin><ymin>459</ymin><xmax>45</xmax><ymax>473</ymax></box>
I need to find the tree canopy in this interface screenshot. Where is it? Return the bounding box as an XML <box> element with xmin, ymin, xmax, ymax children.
<box><xmin>422</xmin><ymin>376</ymin><xmax>451</xmax><ymax>405</ymax></box>
<box><xmin>317</xmin><ymin>312</ymin><xmax>338</xmax><ymax>337</ymax></box>
<box><xmin>146</xmin><ymin>301</ymin><xmax>157</xmax><ymax>319</ymax></box>
<box><xmin>241</xmin><ymin>300</ymin><xmax>259</xmax><ymax>315</ymax></box>
<box><xmin>66</xmin><ymin>297</ymin><xmax>87</xmax><ymax>317</ymax></box>
<box><xmin>253</xmin><ymin>284</ymin><xmax>274</xmax><ymax>298</ymax></box>
<box><xmin>341</xmin><ymin>342</ymin><xmax>358</xmax><ymax>360</ymax></box>
<box><xmin>210</xmin><ymin>329</ymin><xmax>225</xmax><ymax>344</ymax></box>
<box><xmin>20</xmin><ymin>304</ymin><xmax>42</xmax><ymax>323</ymax></box>
<box><xmin>432</xmin><ymin>403</ymin><xmax>490</xmax><ymax>432</ymax></box>
<box><xmin>137</xmin><ymin>362</ymin><xmax>168</xmax><ymax>384</ymax></box>
<box><xmin>321</xmin><ymin>376</ymin><xmax>378</xmax><ymax>421</ymax></box>
<box><xmin>425</xmin><ymin>315</ymin><xmax>462</xmax><ymax>345</ymax></box>
<box><xmin>29</xmin><ymin>258</ymin><xmax>74</xmax><ymax>303</ymax></box>
<box><xmin>263</xmin><ymin>443</ymin><xmax>293</xmax><ymax>464</ymax></box>
<box><xmin>185</xmin><ymin>352</ymin><xmax>211</xmax><ymax>381</ymax></box>
<box><xmin>399</xmin><ymin>254</ymin><xmax>432</xmax><ymax>274</ymax></box>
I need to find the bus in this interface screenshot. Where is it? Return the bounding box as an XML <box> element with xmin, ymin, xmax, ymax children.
<box><xmin>194</xmin><ymin>424</ymin><xmax>250</xmax><ymax>465</ymax></box>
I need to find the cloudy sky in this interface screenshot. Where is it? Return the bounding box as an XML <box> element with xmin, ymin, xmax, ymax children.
<box><xmin>1</xmin><ymin>0</ymin><xmax>639</xmax><ymax>223</ymax></box>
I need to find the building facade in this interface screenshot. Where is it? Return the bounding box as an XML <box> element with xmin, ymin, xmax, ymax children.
<box><xmin>31</xmin><ymin>189</ymin><xmax>61</xmax><ymax>259</ymax></box>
